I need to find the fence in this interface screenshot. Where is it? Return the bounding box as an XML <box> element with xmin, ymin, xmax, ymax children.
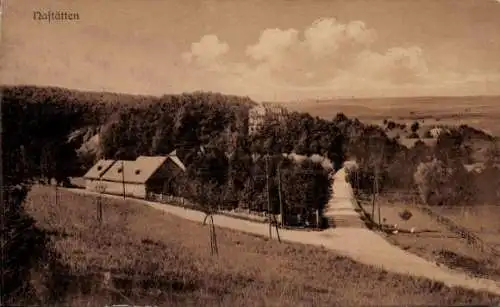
<box><xmin>351</xmin><ymin>185</ymin><xmax>500</xmax><ymax>260</ymax></box>
<box><xmin>146</xmin><ymin>192</ymin><xmax>323</xmax><ymax>230</ymax></box>
<box><xmin>148</xmin><ymin>193</ymin><xmax>196</xmax><ymax>209</ymax></box>
<box><xmin>415</xmin><ymin>205</ymin><xmax>500</xmax><ymax>259</ymax></box>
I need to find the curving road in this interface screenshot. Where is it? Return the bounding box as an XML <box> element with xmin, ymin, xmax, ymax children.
<box><xmin>67</xmin><ymin>164</ymin><xmax>500</xmax><ymax>296</ymax></box>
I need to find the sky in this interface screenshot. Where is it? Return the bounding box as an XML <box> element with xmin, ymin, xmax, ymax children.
<box><xmin>1</xmin><ymin>0</ymin><xmax>500</xmax><ymax>102</ymax></box>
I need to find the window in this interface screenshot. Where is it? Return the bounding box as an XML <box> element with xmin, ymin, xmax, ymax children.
<box><xmin>135</xmin><ymin>169</ymin><xmax>141</xmax><ymax>175</ymax></box>
<box><xmin>97</xmin><ymin>166</ymin><xmax>102</xmax><ymax>171</ymax></box>
<box><xmin>117</xmin><ymin>168</ymin><xmax>123</xmax><ymax>173</ymax></box>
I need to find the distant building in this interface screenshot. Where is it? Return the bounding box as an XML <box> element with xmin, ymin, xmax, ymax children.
<box><xmin>83</xmin><ymin>151</ymin><xmax>186</xmax><ymax>199</ymax></box>
<box><xmin>429</xmin><ymin>127</ymin><xmax>447</xmax><ymax>138</ymax></box>
<box><xmin>464</xmin><ymin>163</ymin><xmax>486</xmax><ymax>174</ymax></box>
<box><xmin>248</xmin><ymin>102</ymin><xmax>289</xmax><ymax>135</ymax></box>
<box><xmin>282</xmin><ymin>153</ymin><xmax>334</xmax><ymax>171</ymax></box>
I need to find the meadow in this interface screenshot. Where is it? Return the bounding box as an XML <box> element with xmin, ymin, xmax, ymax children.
<box><xmin>279</xmin><ymin>95</ymin><xmax>500</xmax><ymax>136</ymax></box>
<box><xmin>23</xmin><ymin>185</ymin><xmax>500</xmax><ymax>306</ymax></box>
<box><xmin>432</xmin><ymin>205</ymin><xmax>500</xmax><ymax>252</ymax></box>
<box><xmin>356</xmin><ymin>193</ymin><xmax>500</xmax><ymax>281</ymax></box>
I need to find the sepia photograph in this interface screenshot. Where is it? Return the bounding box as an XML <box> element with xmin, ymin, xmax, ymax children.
<box><xmin>1</xmin><ymin>0</ymin><xmax>500</xmax><ymax>306</ymax></box>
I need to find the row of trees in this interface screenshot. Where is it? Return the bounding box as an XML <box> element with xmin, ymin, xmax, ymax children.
<box><xmin>167</xmin><ymin>147</ymin><xmax>333</xmax><ymax>227</ymax></box>
<box><xmin>249</xmin><ymin>111</ymin><xmax>345</xmax><ymax>171</ymax></box>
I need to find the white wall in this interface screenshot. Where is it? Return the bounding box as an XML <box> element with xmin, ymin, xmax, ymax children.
<box><xmin>85</xmin><ymin>179</ymin><xmax>147</xmax><ymax>199</ymax></box>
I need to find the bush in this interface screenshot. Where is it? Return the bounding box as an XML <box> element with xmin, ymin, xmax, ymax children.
<box><xmin>280</xmin><ymin>159</ymin><xmax>333</xmax><ymax>225</ymax></box>
<box><xmin>387</xmin><ymin>121</ymin><xmax>396</xmax><ymax>130</ymax></box>
<box><xmin>470</xmin><ymin>165</ymin><xmax>500</xmax><ymax>204</ymax></box>
<box><xmin>414</xmin><ymin>159</ymin><xmax>476</xmax><ymax>206</ymax></box>
<box><xmin>408</xmin><ymin>132</ymin><xmax>420</xmax><ymax>139</ymax></box>
<box><xmin>411</xmin><ymin>121</ymin><xmax>420</xmax><ymax>133</ymax></box>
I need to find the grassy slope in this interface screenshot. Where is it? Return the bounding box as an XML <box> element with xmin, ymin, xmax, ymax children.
<box><xmin>432</xmin><ymin>205</ymin><xmax>500</xmax><ymax>250</ymax></box>
<box><xmin>24</xmin><ymin>185</ymin><xmax>500</xmax><ymax>306</ymax></box>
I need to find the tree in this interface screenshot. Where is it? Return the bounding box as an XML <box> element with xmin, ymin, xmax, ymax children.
<box><xmin>434</xmin><ymin>130</ymin><xmax>472</xmax><ymax>164</ymax></box>
<box><xmin>387</xmin><ymin>121</ymin><xmax>396</xmax><ymax>130</ymax></box>
<box><xmin>280</xmin><ymin>159</ymin><xmax>332</xmax><ymax>227</ymax></box>
<box><xmin>408</xmin><ymin>132</ymin><xmax>420</xmax><ymax>139</ymax></box>
<box><xmin>332</xmin><ymin>112</ymin><xmax>349</xmax><ymax>124</ymax></box>
<box><xmin>414</xmin><ymin>158</ymin><xmax>475</xmax><ymax>206</ymax></box>
<box><xmin>411</xmin><ymin>121</ymin><xmax>420</xmax><ymax>133</ymax></box>
<box><xmin>485</xmin><ymin>142</ymin><xmax>500</xmax><ymax>167</ymax></box>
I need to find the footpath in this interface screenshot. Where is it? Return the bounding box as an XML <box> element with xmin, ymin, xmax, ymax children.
<box><xmin>67</xmin><ymin>166</ymin><xmax>500</xmax><ymax>296</ymax></box>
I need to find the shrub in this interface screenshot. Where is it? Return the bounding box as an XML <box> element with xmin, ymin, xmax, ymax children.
<box><xmin>408</xmin><ymin>132</ymin><xmax>420</xmax><ymax>139</ymax></box>
<box><xmin>414</xmin><ymin>159</ymin><xmax>476</xmax><ymax>206</ymax></box>
<box><xmin>411</xmin><ymin>121</ymin><xmax>420</xmax><ymax>133</ymax></box>
<box><xmin>280</xmin><ymin>159</ymin><xmax>333</xmax><ymax>225</ymax></box>
<box><xmin>471</xmin><ymin>165</ymin><xmax>500</xmax><ymax>204</ymax></box>
<box><xmin>387</xmin><ymin>121</ymin><xmax>396</xmax><ymax>130</ymax></box>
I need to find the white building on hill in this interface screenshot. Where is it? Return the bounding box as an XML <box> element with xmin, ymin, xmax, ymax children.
<box><xmin>248</xmin><ymin>102</ymin><xmax>289</xmax><ymax>135</ymax></box>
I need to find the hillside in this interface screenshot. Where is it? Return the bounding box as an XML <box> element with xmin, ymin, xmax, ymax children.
<box><xmin>4</xmin><ymin>85</ymin><xmax>500</xmax><ymax>305</ymax></box>
<box><xmin>276</xmin><ymin>95</ymin><xmax>500</xmax><ymax>136</ymax></box>
<box><xmin>22</xmin><ymin>185</ymin><xmax>500</xmax><ymax>306</ymax></box>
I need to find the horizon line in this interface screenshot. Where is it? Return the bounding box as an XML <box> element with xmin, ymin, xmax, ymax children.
<box><xmin>3</xmin><ymin>83</ymin><xmax>500</xmax><ymax>103</ymax></box>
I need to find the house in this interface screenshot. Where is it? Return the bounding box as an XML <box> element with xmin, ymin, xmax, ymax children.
<box><xmin>464</xmin><ymin>163</ymin><xmax>486</xmax><ymax>174</ymax></box>
<box><xmin>429</xmin><ymin>127</ymin><xmax>447</xmax><ymax>138</ymax></box>
<box><xmin>280</xmin><ymin>153</ymin><xmax>334</xmax><ymax>171</ymax></box>
<box><xmin>83</xmin><ymin>151</ymin><xmax>186</xmax><ymax>199</ymax></box>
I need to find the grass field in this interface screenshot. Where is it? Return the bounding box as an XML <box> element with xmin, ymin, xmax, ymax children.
<box><xmin>432</xmin><ymin>205</ymin><xmax>500</xmax><ymax>252</ymax></box>
<box><xmin>23</xmin><ymin>185</ymin><xmax>500</xmax><ymax>306</ymax></box>
<box><xmin>278</xmin><ymin>95</ymin><xmax>500</xmax><ymax>136</ymax></box>
<box><xmin>356</xmin><ymin>194</ymin><xmax>500</xmax><ymax>281</ymax></box>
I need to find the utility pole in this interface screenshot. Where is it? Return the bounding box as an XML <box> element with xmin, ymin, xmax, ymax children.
<box><xmin>377</xmin><ymin>141</ymin><xmax>385</xmax><ymax>229</ymax></box>
<box><xmin>371</xmin><ymin>144</ymin><xmax>376</xmax><ymax>225</ymax></box>
<box><xmin>121</xmin><ymin>160</ymin><xmax>126</xmax><ymax>199</ymax></box>
<box><xmin>97</xmin><ymin>176</ymin><xmax>104</xmax><ymax>224</ymax></box>
<box><xmin>371</xmin><ymin>139</ymin><xmax>385</xmax><ymax>229</ymax></box>
<box><xmin>265</xmin><ymin>153</ymin><xmax>281</xmax><ymax>242</ymax></box>
<box><xmin>277</xmin><ymin>162</ymin><xmax>284</xmax><ymax>228</ymax></box>
<box><xmin>265</xmin><ymin>154</ymin><xmax>272</xmax><ymax>238</ymax></box>
<box><xmin>54</xmin><ymin>182</ymin><xmax>59</xmax><ymax>207</ymax></box>
<box><xmin>376</xmin><ymin>164</ymin><xmax>381</xmax><ymax>229</ymax></box>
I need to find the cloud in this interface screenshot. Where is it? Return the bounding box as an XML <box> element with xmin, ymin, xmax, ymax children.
<box><xmin>246</xmin><ymin>28</ymin><xmax>299</xmax><ymax>63</ymax></box>
<box><xmin>182</xmin><ymin>34</ymin><xmax>229</xmax><ymax>70</ymax></box>
<box><xmin>182</xmin><ymin>17</ymin><xmax>497</xmax><ymax>100</ymax></box>
<box><xmin>352</xmin><ymin>47</ymin><xmax>428</xmax><ymax>84</ymax></box>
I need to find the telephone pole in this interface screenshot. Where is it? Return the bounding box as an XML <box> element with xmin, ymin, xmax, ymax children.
<box><xmin>54</xmin><ymin>182</ymin><xmax>59</xmax><ymax>207</ymax></box>
<box><xmin>371</xmin><ymin>139</ymin><xmax>385</xmax><ymax>229</ymax></box>
<box><xmin>265</xmin><ymin>153</ymin><xmax>281</xmax><ymax>242</ymax></box>
<box><xmin>277</xmin><ymin>163</ymin><xmax>284</xmax><ymax>228</ymax></box>
<box><xmin>121</xmin><ymin>160</ymin><xmax>126</xmax><ymax>199</ymax></box>
<box><xmin>265</xmin><ymin>154</ymin><xmax>272</xmax><ymax>238</ymax></box>
<box><xmin>97</xmin><ymin>176</ymin><xmax>104</xmax><ymax>224</ymax></box>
